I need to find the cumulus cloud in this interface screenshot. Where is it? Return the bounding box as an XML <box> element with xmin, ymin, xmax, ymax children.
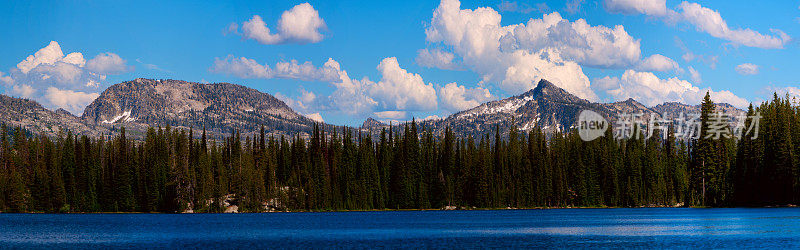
<box><xmin>0</xmin><ymin>72</ymin><xmax>13</xmax><ymax>85</ymax></box>
<box><xmin>11</xmin><ymin>84</ymin><xmax>35</xmax><ymax>98</ymax></box>
<box><xmin>500</xmin><ymin>12</ymin><xmax>642</xmax><ymax>68</ymax></box>
<box><xmin>416</xmin><ymin>48</ymin><xmax>459</xmax><ymax>70</ymax></box>
<box><xmin>236</xmin><ymin>3</ymin><xmax>326</xmax><ymax>45</ymax></box>
<box><xmin>422</xmin><ymin>0</ymin><xmax>658</xmax><ymax>100</ymax></box>
<box><xmin>210</xmin><ymin>56</ymin><xmax>270</xmax><ymax>78</ymax></box>
<box><xmin>765</xmin><ymin>86</ymin><xmax>800</xmax><ymax>101</ymax></box>
<box><xmin>603</xmin><ymin>0</ymin><xmax>669</xmax><ymax>16</ymax></box>
<box><xmin>275</xmin><ymin>88</ymin><xmax>320</xmax><ymax>114</ymax></box>
<box><xmin>601</xmin><ymin>69</ymin><xmax>748</xmax><ymax>107</ymax></box>
<box><xmin>636</xmin><ymin>54</ymin><xmax>680</xmax><ymax>72</ymax></box>
<box><xmin>503</xmin><ymin>49</ymin><xmax>598</xmax><ymax>100</ymax></box>
<box><xmin>17</xmin><ymin>41</ymin><xmax>85</xmax><ymax>74</ymax></box>
<box><xmin>44</xmin><ymin>87</ymin><xmax>100</xmax><ymax>114</ymax></box>
<box><xmin>735</xmin><ymin>63</ymin><xmax>759</xmax><ymax>75</ymax></box>
<box><xmin>86</xmin><ymin>52</ymin><xmax>129</xmax><ymax>74</ymax></box>
<box><xmin>325</xmin><ymin>69</ymin><xmax>379</xmax><ymax>116</ymax></box>
<box><xmin>604</xmin><ymin>0</ymin><xmax>790</xmax><ymax>49</ymax></box>
<box><xmin>1</xmin><ymin>41</ymin><xmax>124</xmax><ymax>113</ymax></box>
<box><xmin>210</xmin><ymin>55</ymin><xmax>340</xmax><ymax>82</ymax></box>
<box><xmin>373</xmin><ymin>111</ymin><xmax>408</xmax><ymax>120</ymax></box>
<box><xmin>305</xmin><ymin>113</ymin><xmax>324</xmax><ymax>123</ymax></box>
<box><xmin>369</xmin><ymin>57</ymin><xmax>438</xmax><ymax>111</ymax></box>
<box><xmin>423</xmin><ymin>115</ymin><xmax>442</xmax><ymax>121</ymax></box>
<box><xmin>439</xmin><ymin>82</ymin><xmax>494</xmax><ymax>111</ymax></box>
<box><xmin>592</xmin><ymin>76</ymin><xmax>620</xmax><ymax>92</ymax></box>
<box><xmin>241</xmin><ymin>15</ymin><xmax>282</xmax><ymax>44</ymax></box>
<box><xmin>212</xmin><ymin>54</ymin><xmax>443</xmax><ymax>116</ymax></box>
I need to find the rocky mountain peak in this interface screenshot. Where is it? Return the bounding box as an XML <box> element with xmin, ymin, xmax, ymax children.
<box><xmin>527</xmin><ymin>79</ymin><xmax>588</xmax><ymax>104</ymax></box>
<box><xmin>362</xmin><ymin>117</ymin><xmax>386</xmax><ymax>129</ymax></box>
<box><xmin>80</xmin><ymin>78</ymin><xmax>315</xmax><ymax>138</ymax></box>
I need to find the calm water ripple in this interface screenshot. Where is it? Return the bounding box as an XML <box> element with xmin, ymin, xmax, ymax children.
<box><xmin>1</xmin><ymin>208</ymin><xmax>799</xmax><ymax>248</ymax></box>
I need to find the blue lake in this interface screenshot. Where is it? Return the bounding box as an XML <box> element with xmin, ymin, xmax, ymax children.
<box><xmin>2</xmin><ymin>208</ymin><xmax>800</xmax><ymax>248</ymax></box>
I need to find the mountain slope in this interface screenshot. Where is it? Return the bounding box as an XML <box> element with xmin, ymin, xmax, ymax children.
<box><xmin>1</xmin><ymin>78</ymin><xmax>745</xmax><ymax>140</ymax></box>
<box><xmin>379</xmin><ymin>79</ymin><xmax>744</xmax><ymax>139</ymax></box>
<box><xmin>81</xmin><ymin>78</ymin><xmax>318</xmax><ymax>137</ymax></box>
<box><xmin>0</xmin><ymin>94</ymin><xmax>108</xmax><ymax>137</ymax></box>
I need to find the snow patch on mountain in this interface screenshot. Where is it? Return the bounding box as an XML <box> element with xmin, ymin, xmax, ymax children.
<box><xmin>102</xmin><ymin>110</ymin><xmax>134</xmax><ymax>124</ymax></box>
<box><xmin>457</xmin><ymin>95</ymin><xmax>534</xmax><ymax>119</ymax></box>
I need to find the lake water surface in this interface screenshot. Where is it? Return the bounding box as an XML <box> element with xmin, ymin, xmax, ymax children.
<box><xmin>2</xmin><ymin>208</ymin><xmax>800</xmax><ymax>248</ymax></box>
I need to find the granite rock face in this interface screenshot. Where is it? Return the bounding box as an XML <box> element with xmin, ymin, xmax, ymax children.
<box><xmin>80</xmin><ymin>78</ymin><xmax>317</xmax><ymax>138</ymax></box>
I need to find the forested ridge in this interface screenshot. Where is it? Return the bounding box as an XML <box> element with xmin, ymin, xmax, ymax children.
<box><xmin>0</xmin><ymin>93</ymin><xmax>799</xmax><ymax>213</ymax></box>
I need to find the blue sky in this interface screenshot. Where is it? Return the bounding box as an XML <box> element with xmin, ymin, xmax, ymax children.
<box><xmin>1</xmin><ymin>0</ymin><xmax>799</xmax><ymax>126</ymax></box>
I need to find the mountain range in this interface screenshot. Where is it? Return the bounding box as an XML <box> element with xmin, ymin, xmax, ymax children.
<box><xmin>364</xmin><ymin>79</ymin><xmax>743</xmax><ymax>139</ymax></box>
<box><xmin>0</xmin><ymin>78</ymin><xmax>744</xmax><ymax>139</ymax></box>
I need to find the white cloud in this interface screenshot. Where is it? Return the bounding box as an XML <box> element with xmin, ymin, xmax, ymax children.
<box><xmin>758</xmin><ymin>86</ymin><xmax>800</xmax><ymax>105</ymax></box>
<box><xmin>268</xmin><ymin>60</ymin><xmax>378</xmax><ymax>116</ymax></box>
<box><xmin>735</xmin><ymin>63</ymin><xmax>759</xmax><ymax>75</ymax></box>
<box><xmin>500</xmin><ymin>12</ymin><xmax>642</xmax><ymax>68</ymax></box>
<box><xmin>274</xmin><ymin>58</ymin><xmax>341</xmax><ymax>82</ymax></box>
<box><xmin>278</xmin><ymin>3</ymin><xmax>326</xmax><ymax>43</ymax></box>
<box><xmin>592</xmin><ymin>76</ymin><xmax>620</xmax><ymax>92</ymax></box>
<box><xmin>373</xmin><ymin>111</ymin><xmax>408</xmax><ymax>120</ymax></box>
<box><xmin>237</xmin><ymin>3</ymin><xmax>326</xmax><ymax>45</ymax></box>
<box><xmin>416</xmin><ymin>48</ymin><xmax>459</xmax><ymax>70</ymax></box>
<box><xmin>11</xmin><ymin>84</ymin><xmax>35</xmax><ymax>98</ymax></box>
<box><xmin>0</xmin><ymin>72</ymin><xmax>13</xmax><ymax>85</ymax></box>
<box><xmin>604</xmin><ymin>0</ymin><xmax>790</xmax><ymax>49</ymax></box>
<box><xmin>212</xmin><ymin>56</ymin><xmax>439</xmax><ymax>116</ymax></box>
<box><xmin>3</xmin><ymin>41</ymin><xmax>125</xmax><ymax>112</ymax></box>
<box><xmin>767</xmin><ymin>86</ymin><xmax>800</xmax><ymax>101</ymax></box>
<box><xmin>602</xmin><ymin>69</ymin><xmax>748</xmax><ymax>107</ymax></box>
<box><xmin>241</xmin><ymin>15</ymin><xmax>282</xmax><ymax>44</ymax></box>
<box><xmin>502</xmin><ymin>49</ymin><xmax>598</xmax><ymax>100</ymax></box>
<box><xmin>210</xmin><ymin>55</ymin><xmax>340</xmax><ymax>82</ymax></box>
<box><xmin>210</xmin><ymin>55</ymin><xmax>270</xmax><ymax>78</ymax></box>
<box><xmin>30</xmin><ymin>62</ymin><xmax>84</xmax><ymax>84</ymax></box>
<box><xmin>86</xmin><ymin>52</ymin><xmax>129</xmax><ymax>74</ymax></box>
<box><xmin>423</xmin><ymin>0</ymin><xmax>655</xmax><ymax>100</ymax></box>
<box><xmin>688</xmin><ymin>66</ymin><xmax>702</xmax><ymax>83</ymax></box>
<box><xmin>636</xmin><ymin>54</ymin><xmax>679</xmax><ymax>72</ymax></box>
<box><xmin>423</xmin><ymin>115</ymin><xmax>442</xmax><ymax>121</ymax></box>
<box><xmin>275</xmin><ymin>88</ymin><xmax>319</xmax><ymax>114</ymax></box>
<box><xmin>305</xmin><ymin>113</ymin><xmax>324</xmax><ymax>123</ymax></box>
<box><xmin>369</xmin><ymin>57</ymin><xmax>438</xmax><ymax>111</ymax></box>
<box><xmin>44</xmin><ymin>87</ymin><xmax>100</xmax><ymax>114</ymax></box>
<box><xmin>678</xmin><ymin>2</ymin><xmax>789</xmax><ymax>49</ymax></box>
<box><xmin>329</xmin><ymin>73</ymin><xmax>378</xmax><ymax>116</ymax></box>
<box><xmin>16</xmin><ymin>41</ymin><xmax>85</xmax><ymax>74</ymax></box>
<box><xmin>439</xmin><ymin>82</ymin><xmax>494</xmax><ymax>111</ymax></box>
<box><xmin>603</xmin><ymin>0</ymin><xmax>669</xmax><ymax>16</ymax></box>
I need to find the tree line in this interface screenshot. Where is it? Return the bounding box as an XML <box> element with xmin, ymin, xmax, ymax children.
<box><xmin>0</xmin><ymin>93</ymin><xmax>798</xmax><ymax>212</ymax></box>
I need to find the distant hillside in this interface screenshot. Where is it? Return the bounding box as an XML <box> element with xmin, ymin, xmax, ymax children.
<box><xmin>0</xmin><ymin>78</ymin><xmax>744</xmax><ymax>139</ymax></box>
<box><xmin>362</xmin><ymin>79</ymin><xmax>744</xmax><ymax>139</ymax></box>
<box><xmin>81</xmin><ymin>78</ymin><xmax>324</xmax><ymax>138</ymax></box>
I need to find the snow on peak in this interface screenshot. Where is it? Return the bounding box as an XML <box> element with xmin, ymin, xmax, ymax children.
<box><xmin>101</xmin><ymin>110</ymin><xmax>135</xmax><ymax>124</ymax></box>
<box><xmin>458</xmin><ymin>95</ymin><xmax>533</xmax><ymax>119</ymax></box>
